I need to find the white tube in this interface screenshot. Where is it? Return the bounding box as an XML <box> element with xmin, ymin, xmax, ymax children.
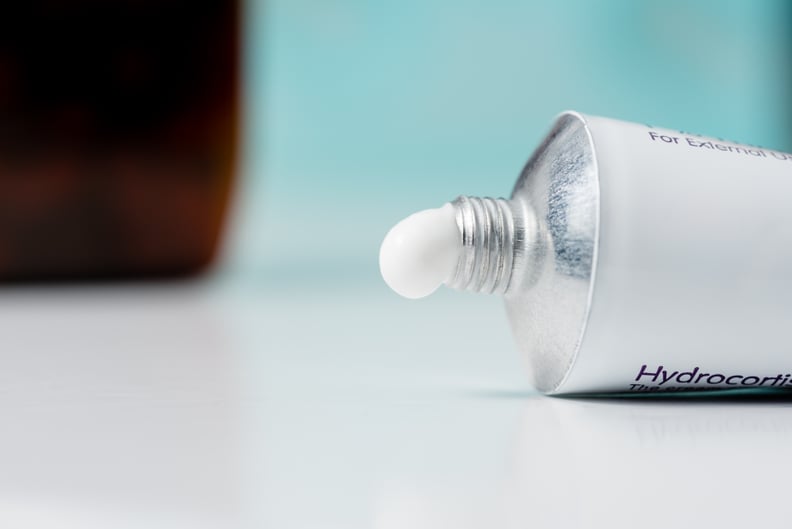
<box><xmin>381</xmin><ymin>112</ymin><xmax>792</xmax><ymax>394</ymax></box>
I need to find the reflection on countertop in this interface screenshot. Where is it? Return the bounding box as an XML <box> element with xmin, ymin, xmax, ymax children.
<box><xmin>0</xmin><ymin>278</ymin><xmax>788</xmax><ymax>528</ymax></box>
<box><xmin>374</xmin><ymin>395</ymin><xmax>792</xmax><ymax>529</ymax></box>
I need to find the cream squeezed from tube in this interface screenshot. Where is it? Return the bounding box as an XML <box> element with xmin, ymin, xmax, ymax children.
<box><xmin>380</xmin><ymin>204</ymin><xmax>461</xmax><ymax>299</ymax></box>
<box><xmin>381</xmin><ymin>112</ymin><xmax>792</xmax><ymax>394</ymax></box>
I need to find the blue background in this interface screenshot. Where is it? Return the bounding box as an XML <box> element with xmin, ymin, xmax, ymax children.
<box><xmin>226</xmin><ymin>0</ymin><xmax>792</xmax><ymax>286</ymax></box>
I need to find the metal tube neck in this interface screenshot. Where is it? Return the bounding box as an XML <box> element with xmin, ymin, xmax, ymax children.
<box><xmin>446</xmin><ymin>196</ymin><xmax>519</xmax><ymax>295</ymax></box>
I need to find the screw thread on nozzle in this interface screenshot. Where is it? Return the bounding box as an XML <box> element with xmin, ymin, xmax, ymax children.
<box><xmin>446</xmin><ymin>196</ymin><xmax>518</xmax><ymax>294</ymax></box>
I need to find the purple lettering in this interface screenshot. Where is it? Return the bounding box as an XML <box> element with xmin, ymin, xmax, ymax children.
<box><xmin>707</xmin><ymin>374</ymin><xmax>725</xmax><ymax>384</ymax></box>
<box><xmin>635</xmin><ymin>365</ymin><xmax>663</xmax><ymax>383</ymax></box>
<box><xmin>629</xmin><ymin>367</ymin><xmax>792</xmax><ymax>391</ymax></box>
<box><xmin>695</xmin><ymin>372</ymin><xmax>711</xmax><ymax>383</ymax></box>
<box><xmin>761</xmin><ymin>375</ymin><xmax>783</xmax><ymax>387</ymax></box>
<box><xmin>676</xmin><ymin>367</ymin><xmax>699</xmax><ymax>384</ymax></box>
<box><xmin>658</xmin><ymin>369</ymin><xmax>679</xmax><ymax>386</ymax></box>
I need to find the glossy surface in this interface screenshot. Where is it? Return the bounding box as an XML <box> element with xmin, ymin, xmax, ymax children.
<box><xmin>0</xmin><ymin>277</ymin><xmax>788</xmax><ymax>528</ymax></box>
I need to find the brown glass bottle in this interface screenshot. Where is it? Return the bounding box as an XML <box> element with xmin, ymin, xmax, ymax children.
<box><xmin>0</xmin><ymin>1</ymin><xmax>239</xmax><ymax>280</ymax></box>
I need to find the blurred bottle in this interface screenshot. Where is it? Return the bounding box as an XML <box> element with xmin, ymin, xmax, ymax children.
<box><xmin>0</xmin><ymin>0</ymin><xmax>239</xmax><ymax>280</ymax></box>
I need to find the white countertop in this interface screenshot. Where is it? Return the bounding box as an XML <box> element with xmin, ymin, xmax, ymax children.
<box><xmin>0</xmin><ymin>274</ymin><xmax>788</xmax><ymax>528</ymax></box>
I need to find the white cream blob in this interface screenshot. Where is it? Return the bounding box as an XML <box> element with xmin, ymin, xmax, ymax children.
<box><xmin>379</xmin><ymin>203</ymin><xmax>461</xmax><ymax>299</ymax></box>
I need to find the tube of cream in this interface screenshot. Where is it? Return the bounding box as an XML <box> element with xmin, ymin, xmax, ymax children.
<box><xmin>380</xmin><ymin>112</ymin><xmax>792</xmax><ymax>394</ymax></box>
